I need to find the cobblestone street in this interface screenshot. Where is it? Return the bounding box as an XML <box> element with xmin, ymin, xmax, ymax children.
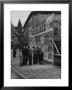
<box><xmin>11</xmin><ymin>52</ymin><xmax>61</xmax><ymax>79</ymax></box>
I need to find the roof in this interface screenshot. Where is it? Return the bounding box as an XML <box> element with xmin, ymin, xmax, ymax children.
<box><xmin>23</xmin><ymin>11</ymin><xmax>61</xmax><ymax>28</ymax></box>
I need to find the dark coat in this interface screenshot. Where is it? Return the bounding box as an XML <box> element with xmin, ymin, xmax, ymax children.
<box><xmin>27</xmin><ymin>48</ymin><xmax>32</xmax><ymax>57</ymax></box>
<box><xmin>33</xmin><ymin>48</ymin><xmax>37</xmax><ymax>57</ymax></box>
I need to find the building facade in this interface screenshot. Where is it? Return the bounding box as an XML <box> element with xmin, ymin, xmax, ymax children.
<box><xmin>23</xmin><ymin>11</ymin><xmax>61</xmax><ymax>63</ymax></box>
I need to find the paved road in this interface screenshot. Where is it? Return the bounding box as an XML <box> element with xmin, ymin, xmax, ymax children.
<box><xmin>11</xmin><ymin>50</ymin><xmax>61</xmax><ymax>79</ymax></box>
<box><xmin>11</xmin><ymin>64</ymin><xmax>61</xmax><ymax>79</ymax></box>
<box><xmin>11</xmin><ymin>72</ymin><xmax>18</xmax><ymax>79</ymax></box>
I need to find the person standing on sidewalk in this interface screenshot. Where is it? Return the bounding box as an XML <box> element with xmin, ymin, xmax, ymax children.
<box><xmin>33</xmin><ymin>46</ymin><xmax>37</xmax><ymax>64</ymax></box>
<box><xmin>22</xmin><ymin>46</ymin><xmax>28</xmax><ymax>65</ymax></box>
<box><xmin>37</xmin><ymin>47</ymin><xmax>44</xmax><ymax>64</ymax></box>
<box><xmin>36</xmin><ymin>47</ymin><xmax>40</xmax><ymax>64</ymax></box>
<box><xmin>13</xmin><ymin>46</ymin><xmax>16</xmax><ymax>58</ymax></box>
<box><xmin>19</xmin><ymin>48</ymin><xmax>23</xmax><ymax>66</ymax></box>
<box><xmin>27</xmin><ymin>46</ymin><xmax>32</xmax><ymax>65</ymax></box>
<box><xmin>39</xmin><ymin>47</ymin><xmax>44</xmax><ymax>65</ymax></box>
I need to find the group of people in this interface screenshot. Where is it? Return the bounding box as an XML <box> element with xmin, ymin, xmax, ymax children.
<box><xmin>13</xmin><ymin>45</ymin><xmax>44</xmax><ymax>66</ymax></box>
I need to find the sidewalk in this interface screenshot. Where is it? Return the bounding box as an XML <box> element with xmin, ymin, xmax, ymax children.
<box><xmin>11</xmin><ymin>55</ymin><xmax>61</xmax><ymax>79</ymax></box>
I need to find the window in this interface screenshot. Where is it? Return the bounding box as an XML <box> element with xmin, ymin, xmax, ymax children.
<box><xmin>48</xmin><ymin>53</ymin><xmax>52</xmax><ymax>59</ymax></box>
<box><xmin>48</xmin><ymin>45</ymin><xmax>53</xmax><ymax>52</ymax></box>
<box><xmin>54</xmin><ymin>27</ymin><xmax>58</xmax><ymax>35</ymax></box>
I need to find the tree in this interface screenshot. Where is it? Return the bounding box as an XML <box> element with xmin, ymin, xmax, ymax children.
<box><xmin>11</xmin><ymin>19</ymin><xmax>24</xmax><ymax>49</ymax></box>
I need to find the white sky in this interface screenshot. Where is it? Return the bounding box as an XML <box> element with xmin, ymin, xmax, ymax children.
<box><xmin>11</xmin><ymin>11</ymin><xmax>31</xmax><ymax>27</ymax></box>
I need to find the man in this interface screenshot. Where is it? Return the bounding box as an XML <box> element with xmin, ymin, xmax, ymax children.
<box><xmin>27</xmin><ymin>46</ymin><xmax>32</xmax><ymax>65</ymax></box>
<box><xmin>22</xmin><ymin>46</ymin><xmax>28</xmax><ymax>65</ymax></box>
<box><xmin>36</xmin><ymin>47</ymin><xmax>40</xmax><ymax>64</ymax></box>
<box><xmin>19</xmin><ymin>48</ymin><xmax>23</xmax><ymax>66</ymax></box>
<box><xmin>39</xmin><ymin>47</ymin><xmax>44</xmax><ymax>64</ymax></box>
<box><xmin>33</xmin><ymin>47</ymin><xmax>37</xmax><ymax>64</ymax></box>
<box><xmin>13</xmin><ymin>46</ymin><xmax>16</xmax><ymax>58</ymax></box>
<box><xmin>37</xmin><ymin>47</ymin><xmax>44</xmax><ymax>64</ymax></box>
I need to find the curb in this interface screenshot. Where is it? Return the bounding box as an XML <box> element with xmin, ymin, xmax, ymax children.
<box><xmin>11</xmin><ymin>65</ymin><xmax>28</xmax><ymax>79</ymax></box>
